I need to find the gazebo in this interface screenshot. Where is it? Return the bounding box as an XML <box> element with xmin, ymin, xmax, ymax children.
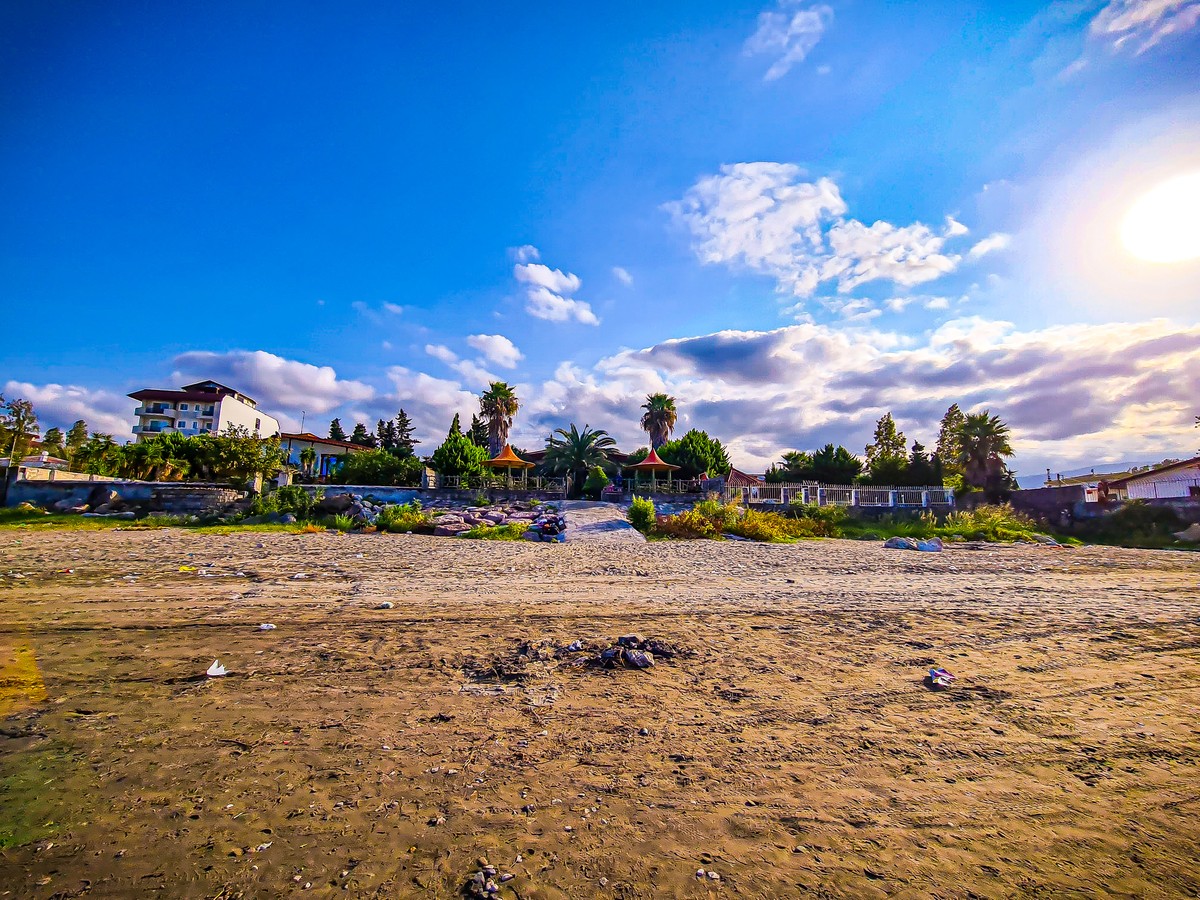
<box><xmin>624</xmin><ymin>448</ymin><xmax>680</xmax><ymax>493</ymax></box>
<box><xmin>482</xmin><ymin>444</ymin><xmax>535</xmax><ymax>487</ymax></box>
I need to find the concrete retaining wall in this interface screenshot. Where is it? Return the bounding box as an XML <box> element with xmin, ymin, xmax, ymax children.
<box><xmin>8</xmin><ymin>480</ymin><xmax>245</xmax><ymax>513</ymax></box>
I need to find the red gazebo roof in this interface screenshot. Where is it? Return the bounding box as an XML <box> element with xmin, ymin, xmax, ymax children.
<box><xmin>482</xmin><ymin>444</ymin><xmax>535</xmax><ymax>469</ymax></box>
<box><xmin>624</xmin><ymin>448</ymin><xmax>680</xmax><ymax>471</ymax></box>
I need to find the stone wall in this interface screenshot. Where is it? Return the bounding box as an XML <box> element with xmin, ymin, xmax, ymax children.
<box><xmin>8</xmin><ymin>480</ymin><xmax>245</xmax><ymax>513</ymax></box>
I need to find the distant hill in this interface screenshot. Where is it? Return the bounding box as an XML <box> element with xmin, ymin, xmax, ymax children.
<box><xmin>1015</xmin><ymin>459</ymin><xmax>1178</xmax><ymax>490</ymax></box>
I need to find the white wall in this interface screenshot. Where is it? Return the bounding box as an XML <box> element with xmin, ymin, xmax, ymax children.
<box><xmin>1126</xmin><ymin>462</ymin><xmax>1200</xmax><ymax>499</ymax></box>
<box><xmin>215</xmin><ymin>397</ymin><xmax>280</xmax><ymax>437</ymax></box>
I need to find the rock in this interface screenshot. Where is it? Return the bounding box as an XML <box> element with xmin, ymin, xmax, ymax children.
<box><xmin>87</xmin><ymin>485</ymin><xmax>119</xmax><ymax>507</ymax></box>
<box><xmin>66</xmin><ymin>505</ymin><xmax>89</xmax><ymax>515</ymax></box>
<box><xmin>315</xmin><ymin>493</ymin><xmax>354</xmax><ymax>515</ymax></box>
<box><xmin>434</xmin><ymin>523</ymin><xmax>472</xmax><ymax>537</ymax></box>
<box><xmin>617</xmin><ymin>634</ymin><xmax>645</xmax><ymax>648</ymax></box>
<box><xmin>1173</xmin><ymin>522</ymin><xmax>1200</xmax><ymax>542</ymax></box>
<box><xmin>376</xmin><ymin>601</ymin><xmax>394</xmax><ymax>609</ymax></box>
<box><xmin>279</xmin><ymin>513</ymin><xmax>298</xmax><ymax>524</ymax></box>
<box><xmin>433</xmin><ymin>514</ymin><xmax>464</xmax><ymax>526</ymax></box>
<box><xmin>93</xmin><ymin>503</ymin><xmax>114</xmax><ymax>514</ymax></box>
<box><xmin>522</xmin><ymin>531</ymin><xmax>541</xmax><ymax>542</ymax></box>
<box><xmin>1032</xmin><ymin>533</ymin><xmax>1059</xmax><ymax>545</ymax></box>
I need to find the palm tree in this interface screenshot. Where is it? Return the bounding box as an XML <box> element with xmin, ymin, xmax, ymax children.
<box><xmin>955</xmin><ymin>411</ymin><xmax>1014</xmax><ymax>495</ymax></box>
<box><xmin>640</xmin><ymin>393</ymin><xmax>677</xmax><ymax>450</ymax></box>
<box><xmin>541</xmin><ymin>424</ymin><xmax>618</xmax><ymax>497</ymax></box>
<box><xmin>480</xmin><ymin>382</ymin><xmax>520</xmax><ymax>458</ymax></box>
<box><xmin>299</xmin><ymin>446</ymin><xmax>317</xmax><ymax>476</ymax></box>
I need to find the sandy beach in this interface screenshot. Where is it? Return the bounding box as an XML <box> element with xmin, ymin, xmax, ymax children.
<box><xmin>1</xmin><ymin>528</ymin><xmax>1199</xmax><ymax>898</ymax></box>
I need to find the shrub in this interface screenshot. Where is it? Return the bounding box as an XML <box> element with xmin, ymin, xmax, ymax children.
<box><xmin>628</xmin><ymin>496</ymin><xmax>656</xmax><ymax>533</ymax></box>
<box><xmin>655</xmin><ymin>508</ymin><xmax>721</xmax><ymax>539</ymax></box>
<box><xmin>375</xmin><ymin>502</ymin><xmax>433</xmax><ymax>533</ymax></box>
<box><xmin>725</xmin><ymin>508</ymin><xmax>832</xmax><ymax>542</ymax></box>
<box><xmin>462</xmin><ymin>523</ymin><xmax>528</xmax><ymax>540</ymax></box>
<box><xmin>582</xmin><ymin>465</ymin><xmax>610</xmax><ymax>499</ymax></box>
<box><xmin>326</xmin><ymin>514</ymin><xmax>356</xmax><ymax>532</ymax></box>
<box><xmin>941</xmin><ymin>504</ymin><xmax>1037</xmax><ymax>542</ymax></box>
<box><xmin>330</xmin><ymin>450</ymin><xmax>422</xmax><ymax>486</ymax></box>
<box><xmin>1073</xmin><ymin>501</ymin><xmax>1187</xmax><ymax>548</ymax></box>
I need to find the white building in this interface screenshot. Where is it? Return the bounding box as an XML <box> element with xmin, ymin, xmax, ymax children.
<box><xmin>1107</xmin><ymin>457</ymin><xmax>1200</xmax><ymax>500</ymax></box>
<box><xmin>279</xmin><ymin>432</ymin><xmax>365</xmax><ymax>478</ymax></box>
<box><xmin>128</xmin><ymin>380</ymin><xmax>280</xmax><ymax>442</ymax></box>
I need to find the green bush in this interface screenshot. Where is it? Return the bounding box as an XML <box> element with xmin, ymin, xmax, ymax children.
<box><xmin>330</xmin><ymin>450</ymin><xmax>422</xmax><ymax>486</ymax></box>
<box><xmin>725</xmin><ymin>508</ymin><xmax>834</xmax><ymax>542</ymax></box>
<box><xmin>628</xmin><ymin>496</ymin><xmax>656</xmax><ymax>533</ymax></box>
<box><xmin>376</xmin><ymin>502</ymin><xmax>432</xmax><ymax>534</ymax></box>
<box><xmin>462</xmin><ymin>523</ymin><xmax>528</xmax><ymax>540</ymax></box>
<box><xmin>1074</xmin><ymin>501</ymin><xmax>1187</xmax><ymax>549</ymax></box>
<box><xmin>582</xmin><ymin>465</ymin><xmax>610</xmax><ymax>499</ymax></box>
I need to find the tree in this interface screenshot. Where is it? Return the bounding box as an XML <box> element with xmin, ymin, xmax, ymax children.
<box><xmin>541</xmin><ymin>424</ymin><xmax>618</xmax><ymax>496</ymax></box>
<box><xmin>809</xmin><ymin>444</ymin><xmax>863</xmax><ymax>484</ymax></box>
<box><xmin>428</xmin><ymin>416</ymin><xmax>488</xmax><ymax>477</ymax></box>
<box><xmin>1</xmin><ymin>397</ymin><xmax>39</xmax><ymax>463</ymax></box>
<box><xmin>479</xmin><ymin>382</ymin><xmax>519</xmax><ymax>458</ymax></box>
<box><xmin>376</xmin><ymin>418</ymin><xmax>398</xmax><ymax>451</ymax></box>
<box><xmin>467</xmin><ymin>413</ymin><xmax>489</xmax><ymax>449</ymax></box>
<box><xmin>41</xmin><ymin>427</ymin><xmax>66</xmax><ymax>458</ymax></box>
<box><xmin>640</xmin><ymin>393</ymin><xmax>678</xmax><ymax>450</ymax></box>
<box><xmin>328</xmin><ymin>418</ymin><xmax>348</xmax><ymax>442</ymax></box>
<box><xmin>935</xmin><ymin>404</ymin><xmax>966</xmax><ymax>478</ymax></box>
<box><xmin>393</xmin><ymin>410</ymin><xmax>418</xmax><ymax>457</ymax></box>
<box><xmin>74</xmin><ymin>433</ymin><xmax>122</xmax><ymax>476</ymax></box>
<box><xmin>765</xmin><ymin>450</ymin><xmax>815</xmax><ymax>483</ymax></box>
<box><xmin>65</xmin><ymin>419</ymin><xmax>89</xmax><ymax>464</ymax></box>
<box><xmin>864</xmin><ymin>413</ymin><xmax>908</xmax><ymax>483</ymax></box>
<box><xmin>299</xmin><ymin>446</ymin><xmax>317</xmax><ymax>475</ymax></box>
<box><xmin>905</xmin><ymin>441</ymin><xmax>939</xmax><ymax>486</ymax></box>
<box><xmin>349</xmin><ymin>423</ymin><xmax>377</xmax><ymax>447</ymax></box>
<box><xmin>656</xmin><ymin>429</ymin><xmax>730</xmax><ymax>479</ymax></box>
<box><xmin>955</xmin><ymin>411</ymin><xmax>1015</xmax><ymax>500</ymax></box>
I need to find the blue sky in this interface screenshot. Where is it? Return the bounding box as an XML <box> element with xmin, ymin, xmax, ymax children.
<box><xmin>3</xmin><ymin>0</ymin><xmax>1199</xmax><ymax>474</ymax></box>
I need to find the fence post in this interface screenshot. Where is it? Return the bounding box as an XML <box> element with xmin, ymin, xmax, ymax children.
<box><xmin>922</xmin><ymin>490</ymin><xmax>929</xmax><ymax>507</ymax></box>
<box><xmin>889</xmin><ymin>490</ymin><xmax>897</xmax><ymax>507</ymax></box>
<box><xmin>850</xmin><ymin>488</ymin><xmax>857</xmax><ymax>506</ymax></box>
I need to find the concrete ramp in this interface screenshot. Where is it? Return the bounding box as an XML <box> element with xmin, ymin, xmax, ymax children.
<box><xmin>559</xmin><ymin>500</ymin><xmax>646</xmax><ymax>544</ymax></box>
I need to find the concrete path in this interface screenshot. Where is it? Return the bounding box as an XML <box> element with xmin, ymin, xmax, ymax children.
<box><xmin>559</xmin><ymin>500</ymin><xmax>646</xmax><ymax>544</ymax></box>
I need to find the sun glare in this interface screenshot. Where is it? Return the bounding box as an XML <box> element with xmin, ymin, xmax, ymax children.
<box><xmin>1120</xmin><ymin>171</ymin><xmax>1200</xmax><ymax>263</ymax></box>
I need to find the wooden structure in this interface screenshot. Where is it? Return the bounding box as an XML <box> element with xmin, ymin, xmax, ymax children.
<box><xmin>624</xmin><ymin>448</ymin><xmax>680</xmax><ymax>493</ymax></box>
<box><xmin>482</xmin><ymin>444</ymin><xmax>535</xmax><ymax>487</ymax></box>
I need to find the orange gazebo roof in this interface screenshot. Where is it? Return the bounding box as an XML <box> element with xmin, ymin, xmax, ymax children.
<box><xmin>624</xmin><ymin>448</ymin><xmax>680</xmax><ymax>471</ymax></box>
<box><xmin>482</xmin><ymin>444</ymin><xmax>535</xmax><ymax>469</ymax></box>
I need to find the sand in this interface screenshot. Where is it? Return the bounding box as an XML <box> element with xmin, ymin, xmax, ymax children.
<box><xmin>1</xmin><ymin>528</ymin><xmax>1198</xmax><ymax>898</ymax></box>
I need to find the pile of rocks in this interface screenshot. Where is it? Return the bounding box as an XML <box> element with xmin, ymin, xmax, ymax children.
<box><xmin>46</xmin><ymin>486</ymin><xmax>135</xmax><ymax>519</ymax></box>
<box><xmin>522</xmin><ymin>511</ymin><xmax>567</xmax><ymax>542</ymax></box>
<box><xmin>463</xmin><ymin>858</ymin><xmax>515</xmax><ymax>897</ymax></box>
<box><xmin>429</xmin><ymin>504</ymin><xmax>550</xmax><ymax>536</ymax></box>
<box><xmin>589</xmin><ymin>634</ymin><xmax>687</xmax><ymax>670</ymax></box>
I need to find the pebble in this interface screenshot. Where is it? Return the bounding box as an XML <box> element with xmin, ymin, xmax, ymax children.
<box><xmin>376</xmin><ymin>601</ymin><xmax>394</xmax><ymax>609</ymax></box>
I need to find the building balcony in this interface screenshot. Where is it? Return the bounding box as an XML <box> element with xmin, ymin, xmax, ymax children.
<box><xmin>132</xmin><ymin>423</ymin><xmax>172</xmax><ymax>435</ymax></box>
<box><xmin>134</xmin><ymin>405</ymin><xmax>177</xmax><ymax>419</ymax></box>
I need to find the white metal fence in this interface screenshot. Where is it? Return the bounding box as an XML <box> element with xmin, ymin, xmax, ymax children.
<box><xmin>729</xmin><ymin>482</ymin><xmax>954</xmax><ymax>508</ymax></box>
<box><xmin>1126</xmin><ymin>477</ymin><xmax>1200</xmax><ymax>500</ymax></box>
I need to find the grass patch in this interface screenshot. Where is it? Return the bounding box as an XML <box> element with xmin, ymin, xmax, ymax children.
<box><xmin>461</xmin><ymin>523</ymin><xmax>528</xmax><ymax>540</ymax></box>
<box><xmin>0</xmin><ymin>743</ymin><xmax>74</xmax><ymax>850</ymax></box>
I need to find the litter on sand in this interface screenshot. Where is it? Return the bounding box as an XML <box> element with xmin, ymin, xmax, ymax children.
<box><xmin>257</xmin><ymin>623</ymin><xmax>277</xmax><ymax>631</ymax></box>
<box><xmin>884</xmin><ymin>536</ymin><xmax>943</xmax><ymax>552</ymax></box>
<box><xmin>927</xmin><ymin>666</ymin><xmax>956</xmax><ymax>689</ymax></box>
<box><xmin>206</xmin><ymin>660</ymin><xmax>228</xmax><ymax>677</ymax></box>
<box><xmin>179</xmin><ymin>565</ymin><xmax>197</xmax><ymax>572</ymax></box>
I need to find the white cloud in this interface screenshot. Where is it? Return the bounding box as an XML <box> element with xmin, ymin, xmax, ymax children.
<box><xmin>516</xmin><ymin>318</ymin><xmax>1200</xmax><ymax>476</ymax></box>
<box><xmin>3</xmin><ymin>380</ymin><xmax>133</xmax><ymax>439</ymax></box>
<box><xmin>884</xmin><ymin>297</ymin><xmax>913</xmax><ymax>313</ymax></box>
<box><xmin>612</xmin><ymin>266</ymin><xmax>634</xmax><ymax>286</ymax></box>
<box><xmin>1089</xmin><ymin>0</ymin><xmax>1200</xmax><ymax>53</ymax></box>
<box><xmin>513</xmin><ymin>257</ymin><xmax>600</xmax><ymax>325</ymax></box>
<box><xmin>923</xmin><ymin>296</ymin><xmax>951</xmax><ymax>310</ymax></box>
<box><xmin>666</xmin><ymin>162</ymin><xmax>969</xmax><ymax>302</ymax></box>
<box><xmin>467</xmin><ymin>333</ymin><xmax>524</xmax><ymax>368</ymax></box>
<box><xmin>171</xmin><ymin>350</ymin><xmax>375</xmax><ymax>415</ymax></box>
<box><xmin>382</xmin><ymin>367</ymin><xmax>480</xmax><ymax>442</ymax></box>
<box><xmin>382</xmin><ymin>302</ymin><xmax>405</xmax><ymax>315</ymax></box>
<box><xmin>425</xmin><ymin>344</ymin><xmax>459</xmax><ymax>366</ymax></box>
<box><xmin>381</xmin><ymin>340</ymin><xmax>394</xmax><ymax>351</ymax></box>
<box><xmin>968</xmin><ymin>232</ymin><xmax>1013</xmax><ymax>259</ymax></box>
<box><xmin>511</xmin><ymin>244</ymin><xmax>541</xmax><ymax>263</ymax></box>
<box><xmin>744</xmin><ymin>2</ymin><xmax>833</xmax><ymax>81</ymax></box>
<box><xmin>424</xmin><ymin>343</ymin><xmax>500</xmax><ymax>388</ymax></box>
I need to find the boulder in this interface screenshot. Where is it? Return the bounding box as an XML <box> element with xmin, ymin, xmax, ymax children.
<box><xmin>433</xmin><ymin>514</ymin><xmax>464</xmax><ymax>526</ymax></box>
<box><xmin>87</xmin><ymin>485</ymin><xmax>120</xmax><ymax>507</ymax></box>
<box><xmin>93</xmin><ymin>503</ymin><xmax>115</xmax><ymax>515</ymax></box>
<box><xmin>315</xmin><ymin>493</ymin><xmax>354</xmax><ymax>515</ymax></box>
<box><xmin>522</xmin><ymin>530</ymin><xmax>541</xmax><ymax>541</ymax></box>
<box><xmin>434</xmin><ymin>523</ymin><xmax>472</xmax><ymax>537</ymax></box>
<box><xmin>279</xmin><ymin>513</ymin><xmax>298</xmax><ymax>525</ymax></box>
<box><xmin>1174</xmin><ymin>522</ymin><xmax>1200</xmax><ymax>543</ymax></box>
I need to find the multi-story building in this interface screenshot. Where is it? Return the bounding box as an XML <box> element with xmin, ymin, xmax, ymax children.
<box><xmin>128</xmin><ymin>380</ymin><xmax>280</xmax><ymax>442</ymax></box>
